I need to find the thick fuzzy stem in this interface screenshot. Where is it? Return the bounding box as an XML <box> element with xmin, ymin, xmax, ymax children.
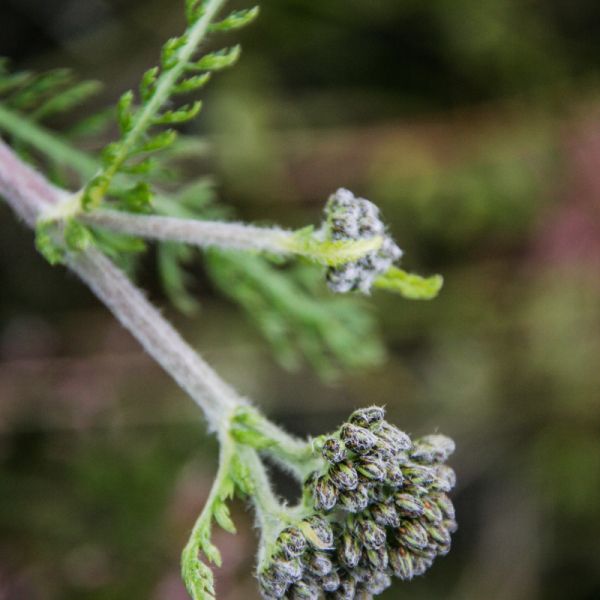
<box><xmin>81</xmin><ymin>209</ymin><xmax>293</xmax><ymax>254</ymax></box>
<box><xmin>0</xmin><ymin>138</ymin><xmax>241</xmax><ymax>429</ymax></box>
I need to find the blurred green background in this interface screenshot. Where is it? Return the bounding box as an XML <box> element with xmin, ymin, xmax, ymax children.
<box><xmin>2</xmin><ymin>0</ymin><xmax>600</xmax><ymax>598</ymax></box>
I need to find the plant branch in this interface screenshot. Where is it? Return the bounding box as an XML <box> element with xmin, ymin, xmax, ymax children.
<box><xmin>0</xmin><ymin>138</ymin><xmax>241</xmax><ymax>430</ymax></box>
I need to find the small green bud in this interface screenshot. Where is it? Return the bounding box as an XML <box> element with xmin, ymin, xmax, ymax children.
<box><xmin>430</xmin><ymin>492</ymin><xmax>456</xmax><ymax>521</ymax></box>
<box><xmin>365</xmin><ymin>571</ymin><xmax>392</xmax><ymax>595</ymax></box>
<box><xmin>322</xmin><ymin>437</ymin><xmax>347</xmax><ymax>463</ymax></box>
<box><xmin>403</xmin><ymin>464</ymin><xmax>435</xmax><ymax>486</ymax></box>
<box><xmin>258</xmin><ymin>567</ymin><xmax>288</xmax><ymax>598</ymax></box>
<box><xmin>431</xmin><ymin>465</ymin><xmax>456</xmax><ymax>493</ymax></box>
<box><xmin>411</xmin><ymin>434</ymin><xmax>455</xmax><ymax>464</ymax></box>
<box><xmin>395</xmin><ymin>519</ymin><xmax>429</xmax><ymax>552</ymax></box>
<box><xmin>289</xmin><ymin>579</ymin><xmax>319</xmax><ymax>600</ymax></box>
<box><xmin>365</xmin><ymin>545</ymin><xmax>389</xmax><ymax>571</ymax></box>
<box><xmin>271</xmin><ymin>556</ymin><xmax>303</xmax><ymax>584</ymax></box>
<box><xmin>394</xmin><ymin>493</ymin><xmax>425</xmax><ymax>518</ymax></box>
<box><xmin>356</xmin><ymin>454</ymin><xmax>386</xmax><ymax>482</ymax></box>
<box><xmin>313</xmin><ymin>475</ymin><xmax>338</xmax><ymax>511</ymax></box>
<box><xmin>329</xmin><ymin>461</ymin><xmax>359</xmax><ymax>491</ymax></box>
<box><xmin>443</xmin><ymin>518</ymin><xmax>458</xmax><ymax>534</ymax></box>
<box><xmin>339</xmin><ymin>529</ymin><xmax>361</xmax><ymax>568</ymax></box>
<box><xmin>422</xmin><ymin>498</ymin><xmax>443</xmax><ymax>523</ymax></box>
<box><xmin>277</xmin><ymin>527</ymin><xmax>307</xmax><ymax>559</ymax></box>
<box><xmin>341</xmin><ymin>423</ymin><xmax>378</xmax><ymax>454</ymax></box>
<box><xmin>304</xmin><ymin>551</ymin><xmax>333</xmax><ymax>577</ymax></box>
<box><xmin>299</xmin><ymin>516</ymin><xmax>334</xmax><ymax>550</ymax></box>
<box><xmin>349</xmin><ymin>406</ymin><xmax>385</xmax><ymax>430</ymax></box>
<box><xmin>385</xmin><ymin>463</ymin><xmax>404</xmax><ymax>487</ymax></box>
<box><xmin>321</xmin><ymin>570</ymin><xmax>341</xmax><ymax>592</ymax></box>
<box><xmin>424</xmin><ymin>521</ymin><xmax>451</xmax><ymax>546</ymax></box>
<box><xmin>338</xmin><ymin>484</ymin><xmax>370</xmax><ymax>513</ymax></box>
<box><xmin>370</xmin><ymin>501</ymin><xmax>400</xmax><ymax>528</ymax></box>
<box><xmin>389</xmin><ymin>546</ymin><xmax>414</xmax><ymax>581</ymax></box>
<box><xmin>376</xmin><ymin>422</ymin><xmax>411</xmax><ymax>453</ymax></box>
<box><xmin>356</xmin><ymin>517</ymin><xmax>387</xmax><ymax>549</ymax></box>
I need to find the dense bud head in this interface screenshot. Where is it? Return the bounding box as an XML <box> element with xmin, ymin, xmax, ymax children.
<box><xmin>322</xmin><ymin>438</ymin><xmax>348</xmax><ymax>463</ymax></box>
<box><xmin>313</xmin><ymin>475</ymin><xmax>338</xmax><ymax>511</ymax></box>
<box><xmin>349</xmin><ymin>406</ymin><xmax>385</xmax><ymax>430</ymax></box>
<box><xmin>341</xmin><ymin>423</ymin><xmax>378</xmax><ymax>454</ymax></box>
<box><xmin>324</xmin><ymin>189</ymin><xmax>402</xmax><ymax>294</ymax></box>
<box><xmin>329</xmin><ymin>461</ymin><xmax>359</xmax><ymax>491</ymax></box>
<box><xmin>277</xmin><ymin>527</ymin><xmax>307</xmax><ymax>559</ymax></box>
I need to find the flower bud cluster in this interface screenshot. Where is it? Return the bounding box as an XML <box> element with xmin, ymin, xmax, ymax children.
<box><xmin>324</xmin><ymin>189</ymin><xmax>402</xmax><ymax>294</ymax></box>
<box><xmin>257</xmin><ymin>407</ymin><xmax>456</xmax><ymax>599</ymax></box>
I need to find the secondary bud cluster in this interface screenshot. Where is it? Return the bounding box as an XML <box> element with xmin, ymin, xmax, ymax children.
<box><xmin>257</xmin><ymin>407</ymin><xmax>456</xmax><ymax>599</ymax></box>
<box><xmin>324</xmin><ymin>189</ymin><xmax>402</xmax><ymax>294</ymax></box>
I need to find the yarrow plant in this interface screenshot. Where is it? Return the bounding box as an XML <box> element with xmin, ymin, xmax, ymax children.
<box><xmin>0</xmin><ymin>1</ymin><xmax>454</xmax><ymax>599</ymax></box>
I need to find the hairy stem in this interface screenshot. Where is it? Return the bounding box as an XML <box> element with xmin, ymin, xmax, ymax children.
<box><xmin>0</xmin><ymin>138</ymin><xmax>240</xmax><ymax>429</ymax></box>
<box><xmin>81</xmin><ymin>209</ymin><xmax>294</xmax><ymax>254</ymax></box>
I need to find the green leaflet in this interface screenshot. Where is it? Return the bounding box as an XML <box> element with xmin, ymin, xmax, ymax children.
<box><xmin>374</xmin><ymin>266</ymin><xmax>443</xmax><ymax>299</ymax></box>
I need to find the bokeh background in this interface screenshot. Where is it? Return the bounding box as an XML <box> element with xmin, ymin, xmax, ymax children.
<box><xmin>1</xmin><ymin>0</ymin><xmax>600</xmax><ymax>598</ymax></box>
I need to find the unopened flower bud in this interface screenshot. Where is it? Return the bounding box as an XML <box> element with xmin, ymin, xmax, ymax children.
<box><xmin>370</xmin><ymin>501</ymin><xmax>400</xmax><ymax>528</ymax></box>
<box><xmin>313</xmin><ymin>475</ymin><xmax>338</xmax><ymax>511</ymax></box>
<box><xmin>322</xmin><ymin>437</ymin><xmax>347</xmax><ymax>463</ymax></box>
<box><xmin>403</xmin><ymin>464</ymin><xmax>435</xmax><ymax>486</ymax></box>
<box><xmin>422</xmin><ymin>498</ymin><xmax>443</xmax><ymax>523</ymax></box>
<box><xmin>365</xmin><ymin>572</ymin><xmax>392</xmax><ymax>595</ymax></box>
<box><xmin>431</xmin><ymin>465</ymin><xmax>456</xmax><ymax>493</ymax></box>
<box><xmin>376</xmin><ymin>422</ymin><xmax>411</xmax><ymax>453</ymax></box>
<box><xmin>339</xmin><ymin>529</ymin><xmax>361</xmax><ymax>568</ymax></box>
<box><xmin>395</xmin><ymin>519</ymin><xmax>429</xmax><ymax>552</ymax></box>
<box><xmin>289</xmin><ymin>579</ymin><xmax>319</xmax><ymax>600</ymax></box>
<box><xmin>365</xmin><ymin>545</ymin><xmax>389</xmax><ymax>571</ymax></box>
<box><xmin>385</xmin><ymin>463</ymin><xmax>404</xmax><ymax>487</ymax></box>
<box><xmin>333</xmin><ymin>573</ymin><xmax>356</xmax><ymax>600</ymax></box>
<box><xmin>339</xmin><ymin>484</ymin><xmax>370</xmax><ymax>513</ymax></box>
<box><xmin>389</xmin><ymin>546</ymin><xmax>414</xmax><ymax>581</ymax></box>
<box><xmin>349</xmin><ymin>406</ymin><xmax>385</xmax><ymax>430</ymax></box>
<box><xmin>304</xmin><ymin>551</ymin><xmax>333</xmax><ymax>577</ymax></box>
<box><xmin>258</xmin><ymin>567</ymin><xmax>288</xmax><ymax>599</ymax></box>
<box><xmin>329</xmin><ymin>461</ymin><xmax>359</xmax><ymax>491</ymax></box>
<box><xmin>443</xmin><ymin>518</ymin><xmax>458</xmax><ymax>534</ymax></box>
<box><xmin>356</xmin><ymin>517</ymin><xmax>387</xmax><ymax>549</ymax></box>
<box><xmin>271</xmin><ymin>556</ymin><xmax>303</xmax><ymax>584</ymax></box>
<box><xmin>341</xmin><ymin>423</ymin><xmax>378</xmax><ymax>454</ymax></box>
<box><xmin>356</xmin><ymin>454</ymin><xmax>386</xmax><ymax>482</ymax></box>
<box><xmin>394</xmin><ymin>493</ymin><xmax>425</xmax><ymax>518</ymax></box>
<box><xmin>277</xmin><ymin>527</ymin><xmax>307</xmax><ymax>559</ymax></box>
<box><xmin>299</xmin><ymin>515</ymin><xmax>334</xmax><ymax>550</ymax></box>
<box><xmin>430</xmin><ymin>492</ymin><xmax>455</xmax><ymax>521</ymax></box>
<box><xmin>425</xmin><ymin>521</ymin><xmax>451</xmax><ymax>546</ymax></box>
<box><xmin>321</xmin><ymin>570</ymin><xmax>341</xmax><ymax>593</ymax></box>
<box><xmin>412</xmin><ymin>556</ymin><xmax>433</xmax><ymax>577</ymax></box>
<box><xmin>411</xmin><ymin>434</ymin><xmax>455</xmax><ymax>464</ymax></box>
